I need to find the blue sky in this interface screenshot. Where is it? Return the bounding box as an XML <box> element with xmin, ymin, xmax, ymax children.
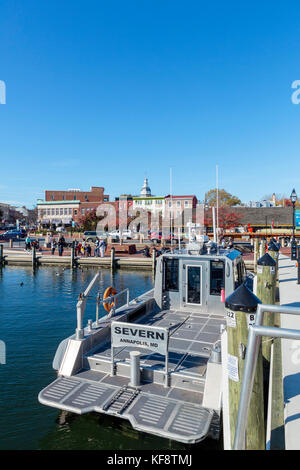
<box><xmin>1</xmin><ymin>0</ymin><xmax>300</xmax><ymax>208</ymax></box>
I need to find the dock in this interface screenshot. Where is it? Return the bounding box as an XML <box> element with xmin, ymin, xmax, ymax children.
<box><xmin>278</xmin><ymin>253</ymin><xmax>300</xmax><ymax>450</ymax></box>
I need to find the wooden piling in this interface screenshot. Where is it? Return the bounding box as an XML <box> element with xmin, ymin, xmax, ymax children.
<box><xmin>32</xmin><ymin>245</ymin><xmax>37</xmax><ymax>267</ymax></box>
<box><xmin>110</xmin><ymin>247</ymin><xmax>115</xmax><ymax>269</ymax></box>
<box><xmin>256</xmin><ymin>253</ymin><xmax>276</xmax><ymax>363</ymax></box>
<box><xmin>225</xmin><ymin>284</ymin><xmax>265</xmax><ymax>450</ymax></box>
<box><xmin>253</xmin><ymin>238</ymin><xmax>259</xmax><ymax>273</ymax></box>
<box><xmin>70</xmin><ymin>245</ymin><xmax>76</xmax><ymax>268</ymax></box>
<box><xmin>0</xmin><ymin>244</ymin><xmax>3</xmax><ymax>266</ymax></box>
<box><xmin>259</xmin><ymin>238</ymin><xmax>266</xmax><ymax>258</ymax></box>
<box><xmin>267</xmin><ymin>241</ymin><xmax>279</xmax><ymax>280</ymax></box>
<box><xmin>152</xmin><ymin>247</ymin><xmax>156</xmax><ymax>273</ymax></box>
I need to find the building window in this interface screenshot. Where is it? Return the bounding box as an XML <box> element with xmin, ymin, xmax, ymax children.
<box><xmin>104</xmin><ymin>198</ymin><xmax>108</xmax><ymax>202</ymax></box>
<box><xmin>168</xmin><ymin>201</ymin><xmax>172</xmax><ymax>207</ymax></box>
<box><xmin>73</xmin><ymin>195</ymin><xmax>76</xmax><ymax>200</ymax></box>
<box><xmin>51</xmin><ymin>194</ymin><xmax>54</xmax><ymax>201</ymax></box>
<box><xmin>56</xmin><ymin>208</ymin><xmax>59</xmax><ymax>215</ymax></box>
<box><xmin>47</xmin><ymin>209</ymin><xmax>50</xmax><ymax>215</ymax></box>
<box><xmin>81</xmin><ymin>209</ymin><xmax>85</xmax><ymax>215</ymax></box>
<box><xmin>74</xmin><ymin>210</ymin><xmax>77</xmax><ymax>215</ymax></box>
<box><xmin>62</xmin><ymin>195</ymin><xmax>65</xmax><ymax>200</ymax></box>
<box><xmin>60</xmin><ymin>208</ymin><xmax>63</xmax><ymax>215</ymax></box>
<box><xmin>64</xmin><ymin>208</ymin><xmax>68</xmax><ymax>215</ymax></box>
<box><xmin>68</xmin><ymin>208</ymin><xmax>72</xmax><ymax>215</ymax></box>
<box><xmin>85</xmin><ymin>194</ymin><xmax>88</xmax><ymax>201</ymax></box>
<box><xmin>177</xmin><ymin>201</ymin><xmax>180</xmax><ymax>207</ymax></box>
<box><xmin>185</xmin><ymin>200</ymin><xmax>189</xmax><ymax>206</ymax></box>
<box><xmin>51</xmin><ymin>209</ymin><xmax>55</xmax><ymax>215</ymax></box>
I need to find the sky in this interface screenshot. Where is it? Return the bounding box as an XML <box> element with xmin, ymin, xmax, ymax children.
<box><xmin>1</xmin><ymin>0</ymin><xmax>300</xmax><ymax>208</ymax></box>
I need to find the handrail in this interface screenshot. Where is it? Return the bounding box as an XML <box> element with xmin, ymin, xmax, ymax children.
<box><xmin>75</xmin><ymin>276</ymin><xmax>130</xmax><ymax>339</ymax></box>
<box><xmin>233</xmin><ymin>303</ymin><xmax>300</xmax><ymax>450</ymax></box>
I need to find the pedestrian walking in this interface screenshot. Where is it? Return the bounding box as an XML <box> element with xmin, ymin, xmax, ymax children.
<box><xmin>94</xmin><ymin>237</ymin><xmax>100</xmax><ymax>257</ymax></box>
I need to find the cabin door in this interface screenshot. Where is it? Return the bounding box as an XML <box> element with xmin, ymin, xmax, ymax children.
<box><xmin>182</xmin><ymin>262</ymin><xmax>208</xmax><ymax>312</ymax></box>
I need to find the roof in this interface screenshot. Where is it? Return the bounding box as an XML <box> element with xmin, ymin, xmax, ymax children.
<box><xmin>165</xmin><ymin>195</ymin><xmax>197</xmax><ymax>199</ymax></box>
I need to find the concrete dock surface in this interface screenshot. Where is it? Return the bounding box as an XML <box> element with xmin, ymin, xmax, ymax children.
<box><xmin>278</xmin><ymin>254</ymin><xmax>300</xmax><ymax>450</ymax></box>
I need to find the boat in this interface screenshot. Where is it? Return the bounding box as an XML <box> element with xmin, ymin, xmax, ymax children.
<box><xmin>38</xmin><ymin>241</ymin><xmax>251</xmax><ymax>444</ymax></box>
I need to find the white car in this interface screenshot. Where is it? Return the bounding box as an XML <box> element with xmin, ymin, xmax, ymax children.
<box><xmin>109</xmin><ymin>229</ymin><xmax>132</xmax><ymax>239</ymax></box>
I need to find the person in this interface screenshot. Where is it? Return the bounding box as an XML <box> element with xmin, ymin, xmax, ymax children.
<box><xmin>99</xmin><ymin>238</ymin><xmax>106</xmax><ymax>258</ymax></box>
<box><xmin>94</xmin><ymin>237</ymin><xmax>100</xmax><ymax>257</ymax></box>
<box><xmin>143</xmin><ymin>245</ymin><xmax>150</xmax><ymax>257</ymax></box>
<box><xmin>58</xmin><ymin>236</ymin><xmax>65</xmax><ymax>256</ymax></box>
<box><xmin>86</xmin><ymin>244</ymin><xmax>92</xmax><ymax>257</ymax></box>
<box><xmin>77</xmin><ymin>241</ymin><xmax>82</xmax><ymax>256</ymax></box>
<box><xmin>81</xmin><ymin>239</ymin><xmax>86</xmax><ymax>256</ymax></box>
<box><xmin>25</xmin><ymin>235</ymin><xmax>31</xmax><ymax>251</ymax></box>
<box><xmin>51</xmin><ymin>238</ymin><xmax>57</xmax><ymax>255</ymax></box>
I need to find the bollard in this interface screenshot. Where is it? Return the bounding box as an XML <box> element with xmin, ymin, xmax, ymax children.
<box><xmin>110</xmin><ymin>247</ymin><xmax>115</xmax><ymax>269</ymax></box>
<box><xmin>9</xmin><ymin>239</ymin><xmax>13</xmax><ymax>249</ymax></box>
<box><xmin>129</xmin><ymin>351</ymin><xmax>141</xmax><ymax>387</ymax></box>
<box><xmin>256</xmin><ymin>253</ymin><xmax>276</xmax><ymax>363</ymax></box>
<box><xmin>0</xmin><ymin>244</ymin><xmax>3</xmax><ymax>266</ymax></box>
<box><xmin>225</xmin><ymin>284</ymin><xmax>264</xmax><ymax>450</ymax></box>
<box><xmin>152</xmin><ymin>247</ymin><xmax>156</xmax><ymax>273</ymax></box>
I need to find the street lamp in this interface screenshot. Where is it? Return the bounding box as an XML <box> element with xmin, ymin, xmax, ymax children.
<box><xmin>290</xmin><ymin>188</ymin><xmax>298</xmax><ymax>260</ymax></box>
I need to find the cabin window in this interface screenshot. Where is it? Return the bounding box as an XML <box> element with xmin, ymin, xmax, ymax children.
<box><xmin>234</xmin><ymin>260</ymin><xmax>245</xmax><ymax>288</ymax></box>
<box><xmin>210</xmin><ymin>261</ymin><xmax>224</xmax><ymax>295</ymax></box>
<box><xmin>164</xmin><ymin>258</ymin><xmax>179</xmax><ymax>291</ymax></box>
<box><xmin>187</xmin><ymin>266</ymin><xmax>201</xmax><ymax>304</ymax></box>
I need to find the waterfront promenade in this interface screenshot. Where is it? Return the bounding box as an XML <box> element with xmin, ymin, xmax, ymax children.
<box><xmin>278</xmin><ymin>253</ymin><xmax>300</xmax><ymax>450</ymax></box>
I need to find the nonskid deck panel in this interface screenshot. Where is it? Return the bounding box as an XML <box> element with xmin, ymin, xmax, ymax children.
<box><xmin>86</xmin><ymin>309</ymin><xmax>224</xmax><ymax>380</ymax></box>
<box><xmin>39</xmin><ymin>374</ymin><xmax>213</xmax><ymax>443</ymax></box>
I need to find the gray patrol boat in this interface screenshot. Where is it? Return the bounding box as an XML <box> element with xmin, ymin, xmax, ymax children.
<box><xmin>38</xmin><ymin>241</ymin><xmax>250</xmax><ymax>444</ymax></box>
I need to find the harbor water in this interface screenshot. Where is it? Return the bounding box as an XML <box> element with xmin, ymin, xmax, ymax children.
<box><xmin>0</xmin><ymin>265</ymin><xmax>220</xmax><ymax>450</ymax></box>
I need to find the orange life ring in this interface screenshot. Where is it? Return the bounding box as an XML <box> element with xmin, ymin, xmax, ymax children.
<box><xmin>103</xmin><ymin>286</ymin><xmax>117</xmax><ymax>312</ymax></box>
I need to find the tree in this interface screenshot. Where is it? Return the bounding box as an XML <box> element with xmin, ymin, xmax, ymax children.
<box><xmin>205</xmin><ymin>189</ymin><xmax>241</xmax><ymax>207</ymax></box>
<box><xmin>204</xmin><ymin>206</ymin><xmax>243</xmax><ymax>230</ymax></box>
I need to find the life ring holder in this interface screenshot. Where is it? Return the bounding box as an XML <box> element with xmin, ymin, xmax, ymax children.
<box><xmin>103</xmin><ymin>286</ymin><xmax>117</xmax><ymax>312</ymax></box>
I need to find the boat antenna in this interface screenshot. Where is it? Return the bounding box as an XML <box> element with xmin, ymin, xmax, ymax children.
<box><xmin>216</xmin><ymin>164</ymin><xmax>219</xmax><ymax>247</ymax></box>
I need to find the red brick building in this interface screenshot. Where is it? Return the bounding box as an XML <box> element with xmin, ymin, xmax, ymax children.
<box><xmin>37</xmin><ymin>186</ymin><xmax>110</xmax><ymax>227</ymax></box>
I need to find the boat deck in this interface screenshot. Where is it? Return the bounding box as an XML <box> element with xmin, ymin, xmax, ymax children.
<box><xmin>39</xmin><ymin>308</ymin><xmax>224</xmax><ymax>443</ymax></box>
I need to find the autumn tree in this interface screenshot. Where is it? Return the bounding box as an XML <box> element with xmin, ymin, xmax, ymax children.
<box><xmin>205</xmin><ymin>189</ymin><xmax>241</xmax><ymax>207</ymax></box>
<box><xmin>204</xmin><ymin>206</ymin><xmax>243</xmax><ymax>230</ymax></box>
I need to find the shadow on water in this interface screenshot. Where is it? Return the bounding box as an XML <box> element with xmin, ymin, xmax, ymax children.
<box><xmin>39</xmin><ymin>410</ymin><xmax>221</xmax><ymax>451</ymax></box>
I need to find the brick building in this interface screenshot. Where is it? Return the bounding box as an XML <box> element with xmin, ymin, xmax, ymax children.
<box><xmin>37</xmin><ymin>186</ymin><xmax>110</xmax><ymax>227</ymax></box>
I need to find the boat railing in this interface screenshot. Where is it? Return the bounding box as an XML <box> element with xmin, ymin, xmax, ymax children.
<box><xmin>75</xmin><ymin>272</ymin><xmax>130</xmax><ymax>339</ymax></box>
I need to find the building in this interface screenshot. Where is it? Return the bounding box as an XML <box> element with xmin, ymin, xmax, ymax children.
<box><xmin>132</xmin><ymin>178</ymin><xmax>166</xmax><ymax>216</ymax></box>
<box><xmin>37</xmin><ymin>186</ymin><xmax>110</xmax><ymax>227</ymax></box>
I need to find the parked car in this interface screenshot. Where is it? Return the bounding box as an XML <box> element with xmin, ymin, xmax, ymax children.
<box><xmin>83</xmin><ymin>231</ymin><xmax>108</xmax><ymax>242</ymax></box>
<box><xmin>108</xmin><ymin>229</ymin><xmax>132</xmax><ymax>240</ymax></box>
<box><xmin>0</xmin><ymin>229</ymin><xmax>27</xmax><ymax>241</ymax></box>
